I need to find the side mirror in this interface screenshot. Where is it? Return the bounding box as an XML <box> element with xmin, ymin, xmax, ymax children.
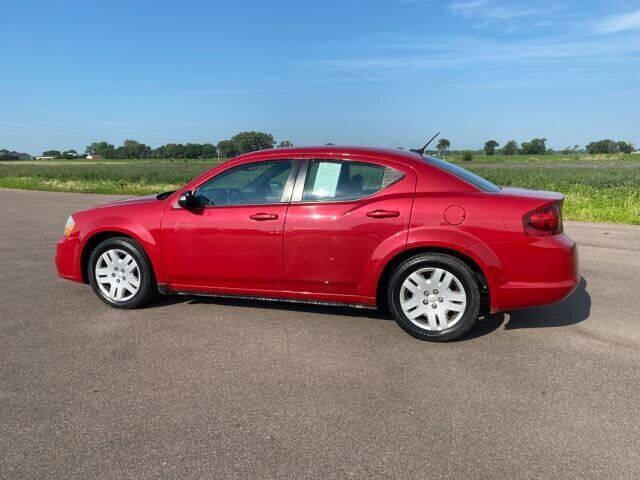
<box><xmin>178</xmin><ymin>190</ymin><xmax>196</xmax><ymax>209</ymax></box>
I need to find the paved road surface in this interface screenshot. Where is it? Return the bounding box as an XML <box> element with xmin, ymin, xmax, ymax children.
<box><xmin>1</xmin><ymin>188</ymin><xmax>639</xmax><ymax>479</ymax></box>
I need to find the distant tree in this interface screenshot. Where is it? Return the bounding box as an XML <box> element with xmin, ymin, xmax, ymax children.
<box><xmin>462</xmin><ymin>151</ymin><xmax>474</xmax><ymax>162</ymax></box>
<box><xmin>164</xmin><ymin>143</ymin><xmax>185</xmax><ymax>158</ymax></box>
<box><xmin>114</xmin><ymin>146</ymin><xmax>126</xmax><ymax>158</ymax></box>
<box><xmin>42</xmin><ymin>150</ymin><xmax>62</xmax><ymax>158</ymax></box>
<box><xmin>122</xmin><ymin>140</ymin><xmax>151</xmax><ymax>158</ymax></box>
<box><xmin>484</xmin><ymin>140</ymin><xmax>499</xmax><ymax>156</ymax></box>
<box><xmin>0</xmin><ymin>149</ymin><xmax>20</xmax><ymax>160</ymax></box>
<box><xmin>151</xmin><ymin>145</ymin><xmax>165</xmax><ymax>158</ymax></box>
<box><xmin>501</xmin><ymin>140</ymin><xmax>519</xmax><ymax>155</ymax></box>
<box><xmin>118</xmin><ymin>139</ymin><xmax>151</xmax><ymax>159</ymax></box>
<box><xmin>200</xmin><ymin>143</ymin><xmax>217</xmax><ymax>158</ymax></box>
<box><xmin>586</xmin><ymin>139</ymin><xmax>618</xmax><ymax>154</ymax></box>
<box><xmin>231</xmin><ymin>131</ymin><xmax>275</xmax><ymax>154</ymax></box>
<box><xmin>325</xmin><ymin>142</ymin><xmax>335</xmax><ymax>146</ymax></box>
<box><xmin>278</xmin><ymin>140</ymin><xmax>294</xmax><ymax>148</ymax></box>
<box><xmin>561</xmin><ymin>145</ymin><xmax>582</xmax><ymax>155</ymax></box>
<box><xmin>60</xmin><ymin>149</ymin><xmax>78</xmax><ymax>159</ymax></box>
<box><xmin>183</xmin><ymin>143</ymin><xmax>203</xmax><ymax>159</ymax></box>
<box><xmin>397</xmin><ymin>147</ymin><xmax>404</xmax><ymax>150</ymax></box>
<box><xmin>86</xmin><ymin>141</ymin><xmax>115</xmax><ymax>158</ymax></box>
<box><xmin>436</xmin><ymin>138</ymin><xmax>450</xmax><ymax>156</ymax></box>
<box><xmin>520</xmin><ymin>138</ymin><xmax>547</xmax><ymax>155</ymax></box>
<box><xmin>217</xmin><ymin>140</ymin><xmax>239</xmax><ymax>158</ymax></box>
<box><xmin>42</xmin><ymin>150</ymin><xmax>61</xmax><ymax>158</ymax></box>
<box><xmin>617</xmin><ymin>141</ymin><xmax>634</xmax><ymax>154</ymax></box>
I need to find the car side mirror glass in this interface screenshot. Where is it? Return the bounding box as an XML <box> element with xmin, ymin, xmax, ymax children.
<box><xmin>178</xmin><ymin>190</ymin><xmax>197</xmax><ymax>209</ymax></box>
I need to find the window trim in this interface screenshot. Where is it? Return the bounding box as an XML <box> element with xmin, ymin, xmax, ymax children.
<box><xmin>291</xmin><ymin>158</ymin><xmax>405</xmax><ymax>204</ymax></box>
<box><xmin>193</xmin><ymin>158</ymin><xmax>300</xmax><ymax>208</ymax></box>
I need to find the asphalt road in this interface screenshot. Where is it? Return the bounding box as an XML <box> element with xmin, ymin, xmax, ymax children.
<box><xmin>1</xmin><ymin>188</ymin><xmax>639</xmax><ymax>479</ymax></box>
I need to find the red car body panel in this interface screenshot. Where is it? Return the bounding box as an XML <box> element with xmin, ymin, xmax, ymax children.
<box><xmin>160</xmin><ymin>202</ymin><xmax>290</xmax><ymax>292</ymax></box>
<box><xmin>282</xmin><ymin>150</ymin><xmax>417</xmax><ymax>305</ymax></box>
<box><xmin>55</xmin><ymin>146</ymin><xmax>579</xmax><ymax>313</ymax></box>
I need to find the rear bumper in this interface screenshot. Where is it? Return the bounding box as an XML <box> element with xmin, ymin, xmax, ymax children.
<box><xmin>491</xmin><ymin>234</ymin><xmax>579</xmax><ymax>312</ymax></box>
<box><xmin>55</xmin><ymin>236</ymin><xmax>83</xmax><ymax>282</ymax></box>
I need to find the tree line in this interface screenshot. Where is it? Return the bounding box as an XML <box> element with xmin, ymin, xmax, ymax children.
<box><xmin>84</xmin><ymin>131</ymin><xmax>291</xmax><ymax>159</ymax></box>
<box><xmin>0</xmin><ymin>149</ymin><xmax>30</xmax><ymax>161</ymax></box>
<box><xmin>429</xmin><ymin>137</ymin><xmax>635</xmax><ymax>156</ymax></box>
<box><xmin>1</xmin><ymin>133</ymin><xmax>636</xmax><ymax>161</ymax></box>
<box><xmin>17</xmin><ymin>131</ymin><xmax>291</xmax><ymax>160</ymax></box>
<box><xmin>483</xmin><ymin>138</ymin><xmax>634</xmax><ymax>156</ymax></box>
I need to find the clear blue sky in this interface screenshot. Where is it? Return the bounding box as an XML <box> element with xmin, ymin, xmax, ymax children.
<box><xmin>2</xmin><ymin>0</ymin><xmax>639</xmax><ymax>154</ymax></box>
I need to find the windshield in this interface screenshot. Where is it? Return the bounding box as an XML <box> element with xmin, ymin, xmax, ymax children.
<box><xmin>423</xmin><ymin>156</ymin><xmax>500</xmax><ymax>193</ymax></box>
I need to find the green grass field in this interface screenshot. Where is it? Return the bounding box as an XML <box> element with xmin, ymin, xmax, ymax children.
<box><xmin>1</xmin><ymin>154</ymin><xmax>639</xmax><ymax>224</ymax></box>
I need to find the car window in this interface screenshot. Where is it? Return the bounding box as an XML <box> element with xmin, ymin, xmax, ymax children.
<box><xmin>423</xmin><ymin>156</ymin><xmax>501</xmax><ymax>193</ymax></box>
<box><xmin>195</xmin><ymin>160</ymin><xmax>293</xmax><ymax>206</ymax></box>
<box><xmin>302</xmin><ymin>160</ymin><xmax>404</xmax><ymax>202</ymax></box>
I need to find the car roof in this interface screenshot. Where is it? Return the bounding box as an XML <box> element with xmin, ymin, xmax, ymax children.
<box><xmin>236</xmin><ymin>145</ymin><xmax>425</xmax><ymax>165</ymax></box>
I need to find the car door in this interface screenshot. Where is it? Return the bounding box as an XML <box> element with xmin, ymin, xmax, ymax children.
<box><xmin>283</xmin><ymin>155</ymin><xmax>417</xmax><ymax>303</ymax></box>
<box><xmin>161</xmin><ymin>158</ymin><xmax>299</xmax><ymax>293</ymax></box>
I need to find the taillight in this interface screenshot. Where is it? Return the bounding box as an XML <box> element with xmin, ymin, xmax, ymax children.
<box><xmin>523</xmin><ymin>203</ymin><xmax>562</xmax><ymax>236</ymax></box>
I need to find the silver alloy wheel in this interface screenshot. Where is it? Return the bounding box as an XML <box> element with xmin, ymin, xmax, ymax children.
<box><xmin>399</xmin><ymin>267</ymin><xmax>467</xmax><ymax>331</ymax></box>
<box><xmin>95</xmin><ymin>248</ymin><xmax>141</xmax><ymax>302</ymax></box>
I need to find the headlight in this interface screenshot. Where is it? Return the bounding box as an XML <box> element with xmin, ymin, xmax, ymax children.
<box><xmin>64</xmin><ymin>215</ymin><xmax>75</xmax><ymax>237</ymax></box>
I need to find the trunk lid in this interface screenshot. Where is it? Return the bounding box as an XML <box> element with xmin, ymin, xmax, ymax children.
<box><xmin>497</xmin><ymin>187</ymin><xmax>564</xmax><ymax>202</ymax></box>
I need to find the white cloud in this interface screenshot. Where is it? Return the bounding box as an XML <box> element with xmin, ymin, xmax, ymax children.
<box><xmin>307</xmin><ymin>33</ymin><xmax>640</xmax><ymax>72</ymax></box>
<box><xmin>449</xmin><ymin>0</ymin><xmax>541</xmax><ymax>23</ymax></box>
<box><xmin>449</xmin><ymin>0</ymin><xmax>488</xmax><ymax>17</ymax></box>
<box><xmin>595</xmin><ymin>9</ymin><xmax>640</xmax><ymax>34</ymax></box>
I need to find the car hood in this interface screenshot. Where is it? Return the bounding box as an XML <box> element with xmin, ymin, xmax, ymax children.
<box><xmin>97</xmin><ymin>194</ymin><xmax>160</xmax><ymax>208</ymax></box>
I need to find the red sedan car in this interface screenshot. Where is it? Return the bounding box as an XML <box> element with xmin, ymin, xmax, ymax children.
<box><xmin>56</xmin><ymin>146</ymin><xmax>578</xmax><ymax>341</ymax></box>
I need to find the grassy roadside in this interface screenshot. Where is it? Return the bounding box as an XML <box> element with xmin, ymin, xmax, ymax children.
<box><xmin>468</xmin><ymin>166</ymin><xmax>640</xmax><ymax>224</ymax></box>
<box><xmin>445</xmin><ymin>153</ymin><xmax>640</xmax><ymax>164</ymax></box>
<box><xmin>1</xmin><ymin>155</ymin><xmax>639</xmax><ymax>224</ymax></box>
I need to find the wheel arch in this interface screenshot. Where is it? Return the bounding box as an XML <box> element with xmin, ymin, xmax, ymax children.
<box><xmin>80</xmin><ymin>230</ymin><xmax>155</xmax><ymax>284</ymax></box>
<box><xmin>376</xmin><ymin>246</ymin><xmax>491</xmax><ymax>315</ymax></box>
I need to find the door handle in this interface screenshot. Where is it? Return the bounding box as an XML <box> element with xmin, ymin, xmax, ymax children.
<box><xmin>249</xmin><ymin>213</ymin><xmax>279</xmax><ymax>221</ymax></box>
<box><xmin>367</xmin><ymin>210</ymin><xmax>400</xmax><ymax>219</ymax></box>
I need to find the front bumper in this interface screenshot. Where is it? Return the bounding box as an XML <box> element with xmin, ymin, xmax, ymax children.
<box><xmin>55</xmin><ymin>236</ymin><xmax>83</xmax><ymax>282</ymax></box>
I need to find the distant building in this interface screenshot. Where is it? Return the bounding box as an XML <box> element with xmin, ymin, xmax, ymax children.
<box><xmin>86</xmin><ymin>154</ymin><xmax>103</xmax><ymax>160</ymax></box>
<box><xmin>36</xmin><ymin>156</ymin><xmax>55</xmax><ymax>160</ymax></box>
<box><xmin>16</xmin><ymin>152</ymin><xmax>31</xmax><ymax>160</ymax></box>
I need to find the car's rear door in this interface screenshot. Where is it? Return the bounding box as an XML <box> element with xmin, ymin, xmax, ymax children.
<box><xmin>282</xmin><ymin>154</ymin><xmax>417</xmax><ymax>304</ymax></box>
<box><xmin>161</xmin><ymin>157</ymin><xmax>300</xmax><ymax>294</ymax></box>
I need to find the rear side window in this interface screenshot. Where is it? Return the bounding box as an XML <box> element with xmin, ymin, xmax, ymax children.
<box><xmin>424</xmin><ymin>156</ymin><xmax>500</xmax><ymax>192</ymax></box>
<box><xmin>302</xmin><ymin>160</ymin><xmax>404</xmax><ymax>202</ymax></box>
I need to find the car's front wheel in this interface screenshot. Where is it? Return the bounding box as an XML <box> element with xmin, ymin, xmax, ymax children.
<box><xmin>88</xmin><ymin>237</ymin><xmax>157</xmax><ymax>309</ymax></box>
<box><xmin>387</xmin><ymin>253</ymin><xmax>481</xmax><ymax>341</ymax></box>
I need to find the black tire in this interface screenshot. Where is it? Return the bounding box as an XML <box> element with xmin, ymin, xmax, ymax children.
<box><xmin>87</xmin><ymin>237</ymin><xmax>158</xmax><ymax>309</ymax></box>
<box><xmin>387</xmin><ymin>253</ymin><xmax>480</xmax><ymax>341</ymax></box>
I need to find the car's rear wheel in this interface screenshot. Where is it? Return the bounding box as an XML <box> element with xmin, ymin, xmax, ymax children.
<box><xmin>387</xmin><ymin>253</ymin><xmax>480</xmax><ymax>341</ymax></box>
<box><xmin>88</xmin><ymin>237</ymin><xmax>157</xmax><ymax>309</ymax></box>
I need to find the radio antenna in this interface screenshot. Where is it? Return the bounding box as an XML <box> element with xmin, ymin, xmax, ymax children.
<box><xmin>410</xmin><ymin>132</ymin><xmax>440</xmax><ymax>156</ymax></box>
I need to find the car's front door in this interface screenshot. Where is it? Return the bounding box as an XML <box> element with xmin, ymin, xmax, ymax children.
<box><xmin>161</xmin><ymin>158</ymin><xmax>298</xmax><ymax>294</ymax></box>
<box><xmin>283</xmin><ymin>156</ymin><xmax>416</xmax><ymax>304</ymax></box>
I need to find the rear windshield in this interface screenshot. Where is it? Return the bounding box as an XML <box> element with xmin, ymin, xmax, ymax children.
<box><xmin>424</xmin><ymin>156</ymin><xmax>501</xmax><ymax>192</ymax></box>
